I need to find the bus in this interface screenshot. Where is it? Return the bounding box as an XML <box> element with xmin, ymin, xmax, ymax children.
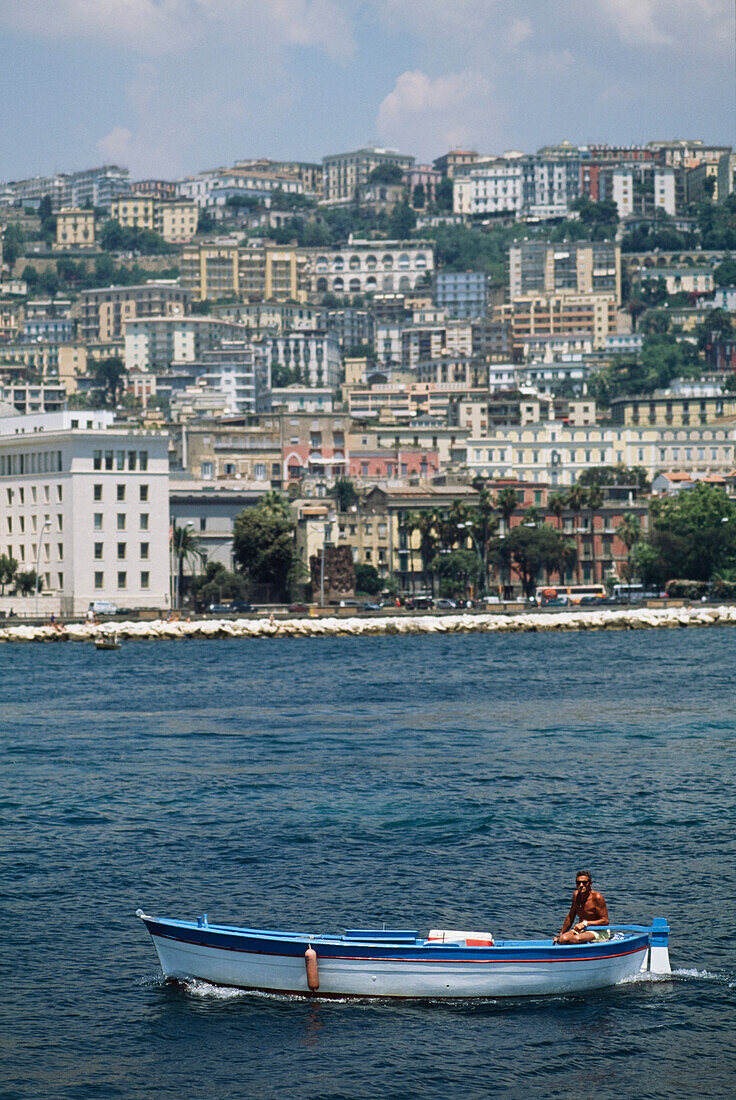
<box><xmin>611</xmin><ymin>584</ymin><xmax>664</xmax><ymax>603</ymax></box>
<box><xmin>534</xmin><ymin>584</ymin><xmax>607</xmax><ymax>606</ymax></box>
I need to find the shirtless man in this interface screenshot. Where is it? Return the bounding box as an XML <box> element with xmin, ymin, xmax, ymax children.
<box><xmin>554</xmin><ymin>870</ymin><xmax>610</xmax><ymax>944</ymax></box>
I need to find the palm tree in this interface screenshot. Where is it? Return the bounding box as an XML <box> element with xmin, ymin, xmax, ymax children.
<box><xmin>585</xmin><ymin>485</ymin><xmax>604</xmax><ymax>582</ymax></box>
<box><xmin>556</xmin><ymin>540</ymin><xmax>578</xmax><ymax>586</ymax></box>
<box><xmin>172</xmin><ymin>523</ymin><xmax>207</xmax><ymax>607</ymax></box>
<box><xmin>565</xmin><ymin>484</ymin><xmax>588</xmax><ymax>583</ymax></box>
<box><xmin>406</xmin><ymin>510</ymin><xmax>438</xmax><ymax>594</ymax></box>
<box><xmin>548</xmin><ymin>492</ymin><xmax>566</xmax><ymax>531</ymax></box>
<box><xmin>495</xmin><ymin>488</ymin><xmax>519</xmax><ymax>535</ymax></box>
<box><xmin>469</xmin><ymin>487</ymin><xmax>497</xmax><ymax>593</ymax></box>
<box><xmin>259</xmin><ymin>490</ymin><xmax>291</xmax><ymax>518</ymax></box>
<box><xmin>615</xmin><ymin>513</ymin><xmax>643</xmax><ymax>594</ymax></box>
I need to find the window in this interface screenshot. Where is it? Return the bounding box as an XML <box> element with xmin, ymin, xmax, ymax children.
<box><xmin>116</xmin><ymin>514</ymin><xmax>125</xmax><ymax>531</ymax></box>
<box><xmin>139</xmin><ymin>452</ymin><xmax>148</xmax><ymax>471</ymax></box>
<box><xmin>140</xmin><ymin>542</ymin><xmax>149</xmax><ymax>560</ymax></box>
<box><xmin>140</xmin><ymin>513</ymin><xmax>149</xmax><ymax>531</ymax></box>
<box><xmin>94</xmin><ymin>484</ymin><xmax>102</xmax><ymax>501</ymax></box>
<box><xmin>57</xmin><ymin>573</ymin><xmax>64</xmax><ymax>590</ymax></box>
<box><xmin>139</xmin><ymin>484</ymin><xmax>149</xmax><ymax>502</ymax></box>
<box><xmin>57</xmin><ymin>543</ymin><xmax>63</xmax><ymax>560</ymax></box>
<box><xmin>201</xmin><ymin>461</ymin><xmax>213</xmax><ymax>479</ymax></box>
<box><xmin>94</xmin><ymin>513</ymin><xmax>103</xmax><ymax>530</ymax></box>
<box><xmin>56</xmin><ymin>515</ymin><xmax>63</xmax><ymax>531</ymax></box>
<box><xmin>117</xmin><ymin>571</ymin><xmax>127</xmax><ymax>589</ymax></box>
<box><xmin>117</xmin><ymin>485</ymin><xmax>126</xmax><ymax>501</ymax></box>
<box><xmin>94</xmin><ymin>571</ymin><xmax>104</xmax><ymax>589</ymax></box>
<box><xmin>93</xmin><ymin>450</ymin><xmax>102</xmax><ymax>470</ymax></box>
<box><xmin>19</xmin><ymin>516</ymin><xmax>25</xmax><ymax>533</ymax></box>
<box><xmin>117</xmin><ymin>542</ymin><xmax>126</xmax><ymax>560</ymax></box>
<box><xmin>141</xmin><ymin>571</ymin><xmax>150</xmax><ymax>589</ymax></box>
<box><xmin>127</xmin><ymin>451</ymin><xmax>137</xmax><ymax>471</ymax></box>
<box><xmin>44</xmin><ymin>486</ymin><xmax>50</xmax><ymax>502</ymax></box>
<box><xmin>104</xmin><ymin>450</ymin><xmax>113</xmax><ymax>470</ymax></box>
<box><xmin>116</xmin><ymin>450</ymin><xmax>125</xmax><ymax>471</ymax></box>
<box><xmin>94</xmin><ymin>542</ymin><xmax>103</xmax><ymax>560</ymax></box>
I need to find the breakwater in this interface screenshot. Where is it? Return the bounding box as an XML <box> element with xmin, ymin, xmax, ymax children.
<box><xmin>4</xmin><ymin>603</ymin><xmax>736</xmax><ymax>642</ymax></box>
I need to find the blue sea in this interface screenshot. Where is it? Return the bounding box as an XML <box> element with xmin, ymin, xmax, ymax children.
<box><xmin>2</xmin><ymin>628</ymin><xmax>736</xmax><ymax>1099</ymax></box>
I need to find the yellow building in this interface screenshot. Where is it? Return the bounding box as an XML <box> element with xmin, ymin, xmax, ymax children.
<box><xmin>111</xmin><ymin>195</ymin><xmax>155</xmax><ymax>230</ymax></box>
<box><xmin>55</xmin><ymin>208</ymin><xmax>95</xmax><ymax>249</ymax></box>
<box><xmin>609</xmin><ymin>394</ymin><xmax>736</xmax><ymax>427</ymax></box>
<box><xmin>154</xmin><ymin>200</ymin><xmax>198</xmax><ymax>242</ymax></box>
<box><xmin>181</xmin><ymin>243</ymin><xmax>309</xmax><ymax>303</ymax></box>
<box><xmin>110</xmin><ymin>197</ymin><xmax>198</xmax><ymax>242</ymax></box>
<box><xmin>463</xmin><ymin>421</ymin><xmax>736</xmax><ymax>487</ymax></box>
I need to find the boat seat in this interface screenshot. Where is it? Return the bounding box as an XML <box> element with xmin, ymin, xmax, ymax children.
<box><xmin>428</xmin><ymin>928</ymin><xmax>494</xmax><ymax>946</ymax></box>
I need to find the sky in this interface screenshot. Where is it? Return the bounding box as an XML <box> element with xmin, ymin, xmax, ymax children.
<box><xmin>0</xmin><ymin>0</ymin><xmax>734</xmax><ymax>181</ymax></box>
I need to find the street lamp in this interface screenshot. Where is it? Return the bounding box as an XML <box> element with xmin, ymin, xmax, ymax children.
<box><xmin>35</xmin><ymin>519</ymin><xmax>51</xmax><ymax>618</ymax></box>
<box><xmin>457</xmin><ymin>521</ymin><xmax>483</xmax><ymax>599</ymax></box>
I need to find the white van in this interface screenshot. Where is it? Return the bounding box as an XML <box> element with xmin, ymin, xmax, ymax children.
<box><xmin>88</xmin><ymin>600</ymin><xmax>119</xmax><ymax>616</ymax></box>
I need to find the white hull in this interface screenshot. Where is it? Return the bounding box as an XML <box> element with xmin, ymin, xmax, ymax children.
<box><xmin>150</xmin><ymin>933</ymin><xmax>649</xmax><ymax>999</ymax></box>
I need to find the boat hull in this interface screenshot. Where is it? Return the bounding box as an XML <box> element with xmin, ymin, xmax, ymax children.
<box><xmin>140</xmin><ymin>915</ymin><xmax>653</xmax><ymax>999</ymax></box>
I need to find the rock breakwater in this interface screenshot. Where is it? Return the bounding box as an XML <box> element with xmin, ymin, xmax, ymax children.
<box><xmin>2</xmin><ymin>603</ymin><xmax>736</xmax><ymax>643</ymax></box>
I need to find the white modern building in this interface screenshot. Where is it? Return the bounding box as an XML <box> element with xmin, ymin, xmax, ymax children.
<box><xmin>262</xmin><ymin>330</ymin><xmax>342</xmax><ymax>388</ymax></box>
<box><xmin>453</xmin><ymin>158</ymin><xmax>524</xmax><ymax>217</ymax></box>
<box><xmin>0</xmin><ymin>411</ymin><xmax>169</xmax><ymax>614</ymax></box>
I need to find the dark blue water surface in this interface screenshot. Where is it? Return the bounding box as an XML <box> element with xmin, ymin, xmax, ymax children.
<box><xmin>2</xmin><ymin>629</ymin><xmax>736</xmax><ymax>1099</ymax></box>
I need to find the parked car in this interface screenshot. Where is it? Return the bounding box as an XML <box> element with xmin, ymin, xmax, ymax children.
<box><xmin>362</xmin><ymin>601</ymin><xmax>383</xmax><ymax>611</ymax></box>
<box><xmin>541</xmin><ymin>595</ymin><xmax>569</xmax><ymax>607</ymax></box>
<box><xmin>288</xmin><ymin>603</ymin><xmax>310</xmax><ymax>613</ymax></box>
<box><xmin>434</xmin><ymin>598</ymin><xmax>458</xmax><ymax>610</ymax></box>
<box><xmin>208</xmin><ymin>601</ymin><xmax>253</xmax><ymax>614</ymax></box>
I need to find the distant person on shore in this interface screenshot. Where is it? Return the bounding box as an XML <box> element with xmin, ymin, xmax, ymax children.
<box><xmin>554</xmin><ymin>871</ymin><xmax>610</xmax><ymax>944</ymax></box>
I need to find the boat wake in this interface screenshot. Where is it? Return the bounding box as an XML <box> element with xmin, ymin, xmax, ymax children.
<box><xmin>180</xmin><ymin>978</ymin><xmax>351</xmax><ymax>1004</ymax></box>
<box><xmin>619</xmin><ymin>967</ymin><xmax>722</xmax><ymax>985</ymax></box>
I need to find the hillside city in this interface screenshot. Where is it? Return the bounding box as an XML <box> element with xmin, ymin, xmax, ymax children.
<box><xmin>1</xmin><ymin>138</ymin><xmax>736</xmax><ymax>616</ymax></box>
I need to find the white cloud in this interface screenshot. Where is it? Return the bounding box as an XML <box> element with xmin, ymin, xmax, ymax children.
<box><xmin>0</xmin><ymin>0</ymin><xmax>357</xmax><ymax>59</ymax></box>
<box><xmin>377</xmin><ymin>69</ymin><xmax>502</xmax><ymax>159</ymax></box>
<box><xmin>595</xmin><ymin>0</ymin><xmax>732</xmax><ymax>51</ymax></box>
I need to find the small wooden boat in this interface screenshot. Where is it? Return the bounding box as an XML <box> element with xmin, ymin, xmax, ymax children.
<box><xmin>94</xmin><ymin>632</ymin><xmax>121</xmax><ymax>650</ymax></box>
<box><xmin>136</xmin><ymin>910</ymin><xmax>670</xmax><ymax>999</ymax></box>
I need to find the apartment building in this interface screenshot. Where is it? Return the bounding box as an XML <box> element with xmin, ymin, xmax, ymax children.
<box><xmin>322</xmin><ymin>147</ymin><xmax>414</xmax><ymax>203</ymax></box>
<box><xmin>433</xmin><ymin>150</ymin><xmax>479</xmax><ymax>178</ymax></box>
<box><xmin>637</xmin><ymin>267</ymin><xmax>714</xmax><ymax>295</ymax></box>
<box><xmin>309</xmin><ymin>239</ymin><xmax>434</xmax><ymax>296</ymax></box>
<box><xmin>500</xmin><ymin>293</ymin><xmax>617</xmax><ymax>356</ymax></box>
<box><xmin>55</xmin><ymin>208</ymin><xmax>95</xmax><ymax>249</ymax></box>
<box><xmin>435</xmin><ymin>271</ymin><xmax>488</xmax><ymax>318</ymax></box>
<box><xmin>124</xmin><ymin>316</ymin><xmax>247</xmax><ymax>373</ymax></box>
<box><xmin>6</xmin><ymin>165</ymin><xmax>129</xmax><ymax>211</ymax></box>
<box><xmin>180</xmin><ymin>243</ymin><xmax>309</xmax><ymax>302</ymax></box>
<box><xmin>183</xmin><ymin>341</ymin><xmax>268</xmax><ymax>415</ymax></box>
<box><xmin>0</xmin><ymin>410</ymin><xmax>169</xmax><ymax>614</ymax></box>
<box><xmin>717</xmin><ymin>153</ymin><xmax>736</xmax><ymax>204</ymax></box>
<box><xmin>509</xmin><ymin>242</ymin><xmax>621</xmax><ymax>303</ymax></box>
<box><xmin>177</xmin><ymin>165</ymin><xmax>304</xmax><ymax>208</ymax></box>
<box><xmin>453</xmin><ymin>158</ymin><xmax>524</xmax><ymax>217</ymax></box>
<box><xmin>181</xmin><ymin>418</ymin><xmax>283</xmax><ymax>484</ymax></box>
<box><xmin>262</xmin><ymin>330</ymin><xmax>342</xmax><ymax>388</ymax></box>
<box><xmin>78</xmin><ymin>283</ymin><xmax>191</xmax><ymax>342</ymax></box>
<box><xmin>110</xmin><ymin>196</ymin><xmax>198</xmax><ymax>241</ymax></box>
<box><xmin>598</xmin><ymin>164</ymin><xmax>677</xmax><ymax>218</ymax></box>
<box><xmin>609</xmin><ymin>393</ymin><xmax>736</xmax><ymax>427</ymax></box>
<box><xmin>463</xmin><ymin>421</ymin><xmax>736</xmax><ymax>486</ymax></box>
<box><xmin>347</xmin><ymin>381</ymin><xmax>483</xmax><ymax>421</ymax></box>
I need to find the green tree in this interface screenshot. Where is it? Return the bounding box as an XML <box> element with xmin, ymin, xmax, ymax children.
<box><xmin>405</xmin><ymin>510</ymin><xmax>439</xmax><ymax>591</ymax></box>
<box><xmin>412</xmin><ymin>183</ymin><xmax>426</xmax><ymax>209</ymax></box>
<box><xmin>354</xmin><ymin>562</ymin><xmax>381</xmax><ymax>595</ymax></box>
<box><xmin>14</xmin><ymin>569</ymin><xmax>40</xmax><ymax>597</ymax></box>
<box><xmin>331</xmin><ymin>477</ymin><xmax>359</xmax><ymax>511</ymax></box>
<box><xmin>714</xmin><ymin>257</ymin><xmax>736</xmax><ymax>287</ymax></box>
<box><xmin>189</xmin><ymin>561</ymin><xmax>249</xmax><ymax>610</ymax></box>
<box><xmin>548</xmin><ymin>491</ymin><xmax>567</xmax><ymax>530</ymax></box>
<box><xmin>643</xmin><ymin>484</ymin><xmax>736</xmax><ymax>584</ymax></box>
<box><xmin>172</xmin><ymin>524</ymin><xmax>207</xmax><ymax>604</ymax></box>
<box><xmin>615</xmin><ymin>513</ymin><xmax>643</xmax><ymax>588</ymax></box>
<box><xmin>0</xmin><ymin>553</ymin><xmax>18</xmax><ymax>594</ymax></box>
<box><xmin>22</xmin><ymin>264</ymin><xmax>39</xmax><ymax>289</ymax></box>
<box><xmin>388</xmin><ymin>200</ymin><xmax>416</xmax><ymax>238</ymax></box>
<box><xmin>94</xmin><ymin>356</ymin><xmax>127</xmax><ymax>407</ymax></box>
<box><xmin>430</xmin><ymin>548</ymin><xmax>480</xmax><ymax>600</ymax></box>
<box><xmin>233</xmin><ymin>497</ymin><xmax>297</xmax><ymax>600</ymax></box>
<box><xmin>436</xmin><ymin>177</ymin><xmax>453</xmax><ymax>211</ymax></box>
<box><xmin>502</xmin><ymin>523</ymin><xmax>569</xmax><ymax>598</ymax></box>
<box><xmin>368</xmin><ymin>163</ymin><xmax>404</xmax><ymax>185</ymax></box>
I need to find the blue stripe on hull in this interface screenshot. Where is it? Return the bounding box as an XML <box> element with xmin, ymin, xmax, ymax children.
<box><xmin>141</xmin><ymin>917</ymin><xmax>649</xmax><ymax>966</ymax></box>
